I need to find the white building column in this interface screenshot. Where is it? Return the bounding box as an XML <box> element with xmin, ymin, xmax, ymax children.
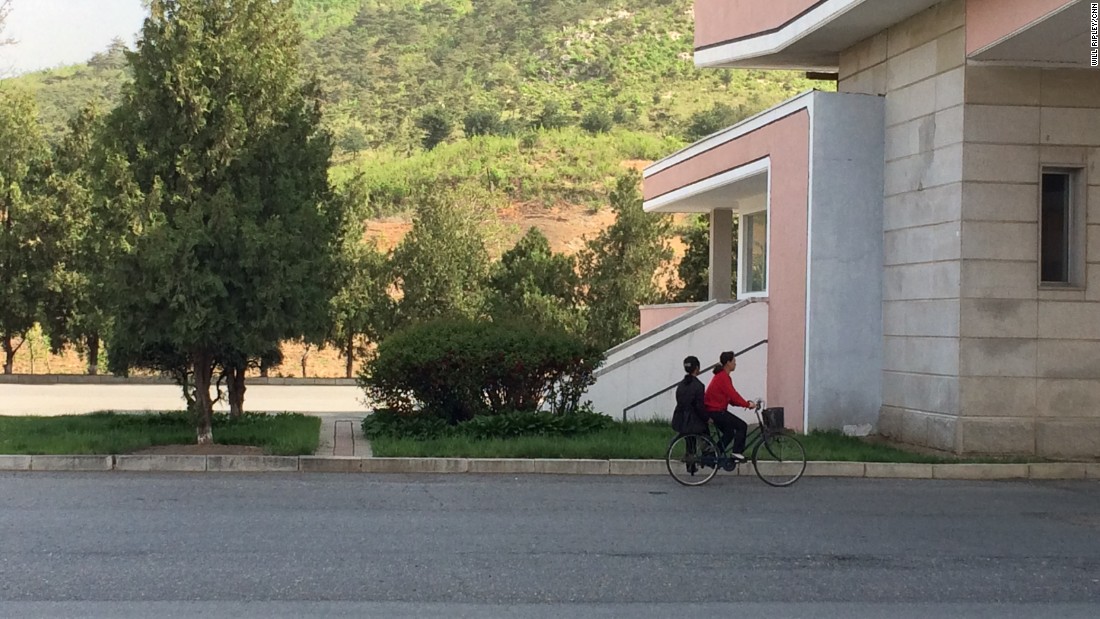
<box><xmin>709</xmin><ymin>209</ymin><xmax>734</xmax><ymax>301</ymax></box>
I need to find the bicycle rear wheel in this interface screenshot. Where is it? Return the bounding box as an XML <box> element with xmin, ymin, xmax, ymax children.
<box><xmin>751</xmin><ymin>432</ymin><xmax>807</xmax><ymax>487</ymax></box>
<box><xmin>666</xmin><ymin>433</ymin><xmax>719</xmax><ymax>486</ymax></box>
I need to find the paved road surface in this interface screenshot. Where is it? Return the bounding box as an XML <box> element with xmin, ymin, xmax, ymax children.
<box><xmin>0</xmin><ymin>384</ymin><xmax>366</xmax><ymax>415</ymax></box>
<box><xmin>2</xmin><ymin>474</ymin><xmax>1099</xmax><ymax>617</ymax></box>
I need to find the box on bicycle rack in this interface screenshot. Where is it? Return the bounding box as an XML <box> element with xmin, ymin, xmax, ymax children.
<box><xmin>762</xmin><ymin>407</ymin><xmax>785</xmax><ymax>431</ymax></box>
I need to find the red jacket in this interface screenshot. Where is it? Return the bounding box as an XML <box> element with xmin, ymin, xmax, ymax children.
<box><xmin>703</xmin><ymin>370</ymin><xmax>751</xmax><ymax>412</ymax></box>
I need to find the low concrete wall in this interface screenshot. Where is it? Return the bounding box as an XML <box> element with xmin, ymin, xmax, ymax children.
<box><xmin>0</xmin><ymin>374</ymin><xmax>358</xmax><ymax>386</ymax></box>
<box><xmin>639</xmin><ymin>303</ymin><xmax>705</xmax><ymax>334</ymax></box>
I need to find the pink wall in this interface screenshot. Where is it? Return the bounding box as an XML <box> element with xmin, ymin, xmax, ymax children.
<box><xmin>644</xmin><ymin>111</ymin><xmax>811</xmax><ymax>430</ymax></box>
<box><xmin>966</xmin><ymin>0</ymin><xmax>1076</xmax><ymax>54</ymax></box>
<box><xmin>695</xmin><ymin>0</ymin><xmax>820</xmax><ymax>49</ymax></box>
<box><xmin>639</xmin><ymin>304</ymin><xmax>704</xmax><ymax>334</ymax></box>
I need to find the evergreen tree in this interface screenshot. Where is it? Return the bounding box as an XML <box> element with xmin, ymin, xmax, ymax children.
<box><xmin>102</xmin><ymin>0</ymin><xmax>343</xmax><ymax>441</ymax></box>
<box><xmin>328</xmin><ymin>177</ymin><xmax>393</xmax><ymax>378</ymax></box>
<box><xmin>0</xmin><ymin>89</ymin><xmax>50</xmax><ymax>374</ymax></box>
<box><xmin>391</xmin><ymin>186</ymin><xmax>489</xmax><ymax>327</ymax></box>
<box><xmin>416</xmin><ymin>106</ymin><xmax>453</xmax><ymax>150</ymax></box>
<box><xmin>40</xmin><ymin>105</ymin><xmax>114</xmax><ymax>375</ymax></box>
<box><xmin>578</xmin><ymin>173</ymin><xmax>671</xmax><ymax>350</ymax></box>
<box><xmin>487</xmin><ymin>227</ymin><xmax>583</xmax><ymax>334</ymax></box>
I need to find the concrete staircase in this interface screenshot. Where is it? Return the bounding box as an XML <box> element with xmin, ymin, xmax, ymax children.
<box><xmin>585</xmin><ymin>299</ymin><xmax>768</xmax><ymax>422</ymax></box>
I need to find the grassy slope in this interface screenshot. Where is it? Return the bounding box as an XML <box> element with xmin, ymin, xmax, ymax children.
<box><xmin>4</xmin><ymin>0</ymin><xmax>828</xmax><ymax>378</ymax></box>
<box><xmin>7</xmin><ymin>0</ymin><xmax>825</xmax><ymax>209</ymax></box>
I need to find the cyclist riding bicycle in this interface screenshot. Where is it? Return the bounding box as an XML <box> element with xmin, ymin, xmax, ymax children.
<box><xmin>702</xmin><ymin>351</ymin><xmax>759</xmax><ymax>462</ymax></box>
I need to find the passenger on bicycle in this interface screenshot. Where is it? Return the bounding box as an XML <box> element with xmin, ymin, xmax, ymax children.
<box><xmin>702</xmin><ymin>351</ymin><xmax>758</xmax><ymax>461</ymax></box>
<box><xmin>671</xmin><ymin>356</ymin><xmax>707</xmax><ymax>435</ymax></box>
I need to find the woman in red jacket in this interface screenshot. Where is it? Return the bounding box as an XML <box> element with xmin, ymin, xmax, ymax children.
<box><xmin>703</xmin><ymin>351</ymin><xmax>758</xmax><ymax>461</ymax></box>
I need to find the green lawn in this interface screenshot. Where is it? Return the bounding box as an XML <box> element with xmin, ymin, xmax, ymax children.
<box><xmin>369</xmin><ymin>422</ymin><xmax>1023</xmax><ymax>463</ymax></box>
<box><xmin>0</xmin><ymin>412</ymin><xmax>320</xmax><ymax>456</ymax></box>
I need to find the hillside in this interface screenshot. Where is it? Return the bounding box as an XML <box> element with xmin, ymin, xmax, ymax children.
<box><xmin>7</xmin><ymin>0</ymin><xmax>825</xmax><ymax>218</ymax></box>
<box><xmin>3</xmin><ymin>0</ymin><xmax>829</xmax><ymax>377</ymax></box>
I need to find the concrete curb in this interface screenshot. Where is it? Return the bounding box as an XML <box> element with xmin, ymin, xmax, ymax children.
<box><xmin>1</xmin><ymin>456</ymin><xmax>1097</xmax><ymax>479</ymax></box>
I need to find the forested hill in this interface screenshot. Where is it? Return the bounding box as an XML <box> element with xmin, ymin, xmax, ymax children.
<box><xmin>8</xmin><ymin>0</ymin><xmax>823</xmax><ymax>214</ymax></box>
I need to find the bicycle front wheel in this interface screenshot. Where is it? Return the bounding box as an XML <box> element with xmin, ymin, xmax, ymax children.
<box><xmin>666</xmin><ymin>433</ymin><xmax>719</xmax><ymax>486</ymax></box>
<box><xmin>751</xmin><ymin>432</ymin><xmax>807</xmax><ymax>487</ymax></box>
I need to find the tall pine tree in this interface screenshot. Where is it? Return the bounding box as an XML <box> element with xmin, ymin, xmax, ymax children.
<box><xmin>0</xmin><ymin>90</ymin><xmax>50</xmax><ymax>374</ymax></box>
<box><xmin>102</xmin><ymin>0</ymin><xmax>343</xmax><ymax>442</ymax></box>
<box><xmin>578</xmin><ymin>173</ymin><xmax>671</xmax><ymax>350</ymax></box>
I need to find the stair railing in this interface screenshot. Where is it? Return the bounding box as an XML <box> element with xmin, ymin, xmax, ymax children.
<box><xmin>620</xmin><ymin>339</ymin><xmax>768</xmax><ymax>423</ymax></box>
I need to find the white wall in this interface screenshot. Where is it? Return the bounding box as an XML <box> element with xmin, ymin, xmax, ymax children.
<box><xmin>585</xmin><ymin>301</ymin><xmax>768</xmax><ymax>423</ymax></box>
<box><xmin>805</xmin><ymin>92</ymin><xmax>887</xmax><ymax>430</ymax></box>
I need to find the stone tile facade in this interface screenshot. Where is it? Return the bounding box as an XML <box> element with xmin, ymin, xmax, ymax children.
<box><xmin>840</xmin><ymin>0</ymin><xmax>967</xmax><ymax>454</ymax></box>
<box><xmin>841</xmin><ymin>0</ymin><xmax>1100</xmax><ymax>457</ymax></box>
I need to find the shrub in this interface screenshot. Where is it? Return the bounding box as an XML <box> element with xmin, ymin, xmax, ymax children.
<box><xmin>461</xmin><ymin>408</ymin><xmax>613</xmax><ymax>439</ymax></box>
<box><xmin>580</xmin><ymin>108</ymin><xmax>613</xmax><ymax>134</ymax></box>
<box><xmin>362</xmin><ymin>407</ymin><xmax>613</xmax><ymax>441</ymax></box>
<box><xmin>363</xmin><ymin>408</ymin><xmax>453</xmax><ymax>440</ymax></box>
<box><xmin>359</xmin><ymin>318</ymin><xmax>604</xmax><ymax>424</ymax></box>
<box><xmin>533</xmin><ymin>100</ymin><xmax>570</xmax><ymax>130</ymax></box>
<box><xmin>416</xmin><ymin>106</ymin><xmax>453</xmax><ymax>150</ymax></box>
<box><xmin>683</xmin><ymin>102</ymin><xmax>744</xmax><ymax>142</ymax></box>
<box><xmin>463</xmin><ymin>108</ymin><xmax>502</xmax><ymax>138</ymax></box>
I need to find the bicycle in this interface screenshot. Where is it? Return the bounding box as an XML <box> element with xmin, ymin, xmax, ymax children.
<box><xmin>665</xmin><ymin>400</ymin><xmax>807</xmax><ymax>487</ymax></box>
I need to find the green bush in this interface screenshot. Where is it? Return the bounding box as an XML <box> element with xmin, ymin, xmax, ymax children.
<box><xmin>683</xmin><ymin>102</ymin><xmax>745</xmax><ymax>142</ymax></box>
<box><xmin>580</xmin><ymin>108</ymin><xmax>614</xmax><ymax>134</ymax></box>
<box><xmin>359</xmin><ymin>318</ymin><xmax>605</xmax><ymax>424</ymax></box>
<box><xmin>533</xmin><ymin>100</ymin><xmax>571</xmax><ymax>130</ymax></box>
<box><xmin>462</xmin><ymin>408</ymin><xmax>613</xmax><ymax>439</ymax></box>
<box><xmin>362</xmin><ymin>408</ymin><xmax>454</xmax><ymax>441</ymax></box>
<box><xmin>417</xmin><ymin>106</ymin><xmax>453</xmax><ymax>150</ymax></box>
<box><xmin>463</xmin><ymin>108</ymin><xmax>503</xmax><ymax>137</ymax></box>
<box><xmin>362</xmin><ymin>407</ymin><xmax>613</xmax><ymax>441</ymax></box>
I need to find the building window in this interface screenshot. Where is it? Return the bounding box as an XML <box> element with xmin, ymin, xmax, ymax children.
<box><xmin>1040</xmin><ymin>168</ymin><xmax>1082</xmax><ymax>286</ymax></box>
<box><xmin>743</xmin><ymin>210</ymin><xmax>768</xmax><ymax>293</ymax></box>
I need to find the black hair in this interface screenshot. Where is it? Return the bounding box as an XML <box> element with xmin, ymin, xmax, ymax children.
<box><xmin>713</xmin><ymin>351</ymin><xmax>735</xmax><ymax>374</ymax></box>
<box><xmin>681</xmin><ymin>356</ymin><xmax>700</xmax><ymax>383</ymax></box>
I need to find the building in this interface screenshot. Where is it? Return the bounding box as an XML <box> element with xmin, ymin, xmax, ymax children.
<box><xmin>587</xmin><ymin>0</ymin><xmax>1100</xmax><ymax>458</ymax></box>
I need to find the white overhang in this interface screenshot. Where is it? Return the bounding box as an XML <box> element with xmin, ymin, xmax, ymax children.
<box><xmin>643</xmin><ymin>91</ymin><xmax>815</xmax><ymax>214</ymax></box>
<box><xmin>644</xmin><ymin>158</ymin><xmax>769</xmax><ymax>214</ymax></box>
<box><xmin>695</xmin><ymin>0</ymin><xmax>942</xmax><ymax>71</ymax></box>
<box><xmin>969</xmin><ymin>1</ymin><xmax>1092</xmax><ymax>67</ymax></box>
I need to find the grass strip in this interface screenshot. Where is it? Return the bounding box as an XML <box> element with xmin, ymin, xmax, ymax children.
<box><xmin>0</xmin><ymin>412</ymin><xmax>320</xmax><ymax>456</ymax></box>
<box><xmin>370</xmin><ymin>423</ymin><xmax>1043</xmax><ymax>463</ymax></box>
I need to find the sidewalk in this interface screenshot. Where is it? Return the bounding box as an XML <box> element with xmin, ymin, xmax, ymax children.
<box><xmin>313</xmin><ymin>413</ymin><xmax>372</xmax><ymax>457</ymax></box>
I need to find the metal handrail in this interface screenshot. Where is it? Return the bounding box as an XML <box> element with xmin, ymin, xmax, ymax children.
<box><xmin>620</xmin><ymin>339</ymin><xmax>768</xmax><ymax>422</ymax></box>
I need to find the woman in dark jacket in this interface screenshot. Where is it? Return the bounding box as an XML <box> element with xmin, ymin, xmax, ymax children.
<box><xmin>671</xmin><ymin>356</ymin><xmax>706</xmax><ymax>435</ymax></box>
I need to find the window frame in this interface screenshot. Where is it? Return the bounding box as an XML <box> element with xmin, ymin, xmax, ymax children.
<box><xmin>1038</xmin><ymin>166</ymin><xmax>1086</xmax><ymax>289</ymax></box>
<box><xmin>738</xmin><ymin>205</ymin><xmax>770</xmax><ymax>298</ymax></box>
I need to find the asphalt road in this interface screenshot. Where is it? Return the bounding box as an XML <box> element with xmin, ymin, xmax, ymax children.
<box><xmin>2</xmin><ymin>474</ymin><xmax>1099</xmax><ymax>618</ymax></box>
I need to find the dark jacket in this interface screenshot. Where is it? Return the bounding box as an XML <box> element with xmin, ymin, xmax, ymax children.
<box><xmin>671</xmin><ymin>375</ymin><xmax>708</xmax><ymax>434</ymax></box>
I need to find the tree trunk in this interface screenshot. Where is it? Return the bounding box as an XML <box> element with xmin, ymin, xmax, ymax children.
<box><xmin>86</xmin><ymin>334</ymin><xmax>99</xmax><ymax>376</ymax></box>
<box><xmin>2</xmin><ymin>333</ymin><xmax>14</xmax><ymax>375</ymax></box>
<box><xmin>228</xmin><ymin>366</ymin><xmax>246</xmax><ymax>418</ymax></box>
<box><xmin>300</xmin><ymin>344</ymin><xmax>310</xmax><ymax>378</ymax></box>
<box><xmin>192</xmin><ymin>352</ymin><xmax>215</xmax><ymax>445</ymax></box>
<box><xmin>345</xmin><ymin>334</ymin><xmax>354</xmax><ymax>379</ymax></box>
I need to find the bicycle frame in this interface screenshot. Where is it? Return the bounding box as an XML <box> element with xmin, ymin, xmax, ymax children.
<box><xmin>701</xmin><ymin>402</ymin><xmax>782</xmax><ymax>469</ymax></box>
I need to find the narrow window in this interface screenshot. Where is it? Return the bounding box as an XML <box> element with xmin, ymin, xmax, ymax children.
<box><xmin>743</xmin><ymin>211</ymin><xmax>768</xmax><ymax>293</ymax></box>
<box><xmin>1040</xmin><ymin>169</ymin><xmax>1080</xmax><ymax>285</ymax></box>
